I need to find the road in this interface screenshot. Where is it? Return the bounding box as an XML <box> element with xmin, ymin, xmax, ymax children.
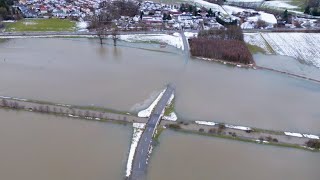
<box><xmin>180</xmin><ymin>30</ymin><xmax>190</xmax><ymax>59</ymax></box>
<box><xmin>129</xmin><ymin>84</ymin><xmax>175</xmax><ymax>180</ymax></box>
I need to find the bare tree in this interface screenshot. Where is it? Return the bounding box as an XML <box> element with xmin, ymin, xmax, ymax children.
<box><xmin>112</xmin><ymin>24</ymin><xmax>119</xmax><ymax>46</ymax></box>
<box><xmin>1</xmin><ymin>99</ymin><xmax>8</xmax><ymax>107</ymax></box>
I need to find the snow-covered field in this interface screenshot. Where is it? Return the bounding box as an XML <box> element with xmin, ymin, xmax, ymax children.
<box><xmin>244</xmin><ymin>33</ymin><xmax>273</xmax><ymax>54</ymax></box>
<box><xmin>227</xmin><ymin>0</ymin><xmax>263</xmax><ymax>2</ymax></box>
<box><xmin>245</xmin><ymin>33</ymin><xmax>320</xmax><ymax>68</ymax></box>
<box><xmin>223</xmin><ymin>5</ymin><xmax>277</xmax><ymax>26</ymax></box>
<box><xmin>119</xmin><ymin>33</ymin><xmax>184</xmax><ymax>50</ymax></box>
<box><xmin>126</xmin><ymin>123</ymin><xmax>146</xmax><ymax>177</ymax></box>
<box><xmin>262</xmin><ymin>1</ymin><xmax>298</xmax><ymax>10</ymax></box>
<box><xmin>262</xmin><ymin>33</ymin><xmax>320</xmax><ymax>68</ymax></box>
<box><xmin>190</xmin><ymin>0</ymin><xmax>227</xmax><ymax>14</ymax></box>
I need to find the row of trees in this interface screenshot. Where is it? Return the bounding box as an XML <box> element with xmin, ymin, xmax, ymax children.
<box><xmin>191</xmin><ymin>26</ymin><xmax>254</xmax><ymax>64</ymax></box>
<box><xmin>304</xmin><ymin>0</ymin><xmax>320</xmax><ymax>16</ymax></box>
<box><xmin>1</xmin><ymin>99</ymin><xmax>22</xmax><ymax>109</ymax></box>
<box><xmin>190</xmin><ymin>38</ymin><xmax>253</xmax><ymax>64</ymax></box>
<box><xmin>90</xmin><ymin>0</ymin><xmax>140</xmax><ymax>45</ymax></box>
<box><xmin>0</xmin><ymin>99</ymin><xmax>108</xmax><ymax>119</ymax></box>
<box><xmin>198</xmin><ymin>26</ymin><xmax>244</xmax><ymax>41</ymax></box>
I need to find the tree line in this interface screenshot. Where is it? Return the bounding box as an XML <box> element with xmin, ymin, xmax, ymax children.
<box><xmin>190</xmin><ymin>26</ymin><xmax>254</xmax><ymax>65</ymax></box>
<box><xmin>304</xmin><ymin>0</ymin><xmax>320</xmax><ymax>16</ymax></box>
<box><xmin>90</xmin><ymin>0</ymin><xmax>139</xmax><ymax>45</ymax></box>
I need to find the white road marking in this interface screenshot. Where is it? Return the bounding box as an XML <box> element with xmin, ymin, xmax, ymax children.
<box><xmin>139</xmin><ymin>162</ymin><xmax>141</xmax><ymax>169</ymax></box>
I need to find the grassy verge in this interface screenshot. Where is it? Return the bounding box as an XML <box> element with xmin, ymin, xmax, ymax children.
<box><xmin>153</xmin><ymin>127</ymin><xmax>165</xmax><ymax>144</ymax></box>
<box><xmin>73</xmin><ymin>105</ymin><xmax>129</xmax><ymax>115</ymax></box>
<box><xmin>167</xmin><ymin>127</ymin><xmax>319</xmax><ymax>152</ymax></box>
<box><xmin>5</xmin><ymin>18</ymin><xmax>76</xmax><ymax>32</ymax></box>
<box><xmin>246</xmin><ymin>43</ymin><xmax>266</xmax><ymax>54</ymax></box>
<box><xmin>2</xmin><ymin>97</ymin><xmax>130</xmax><ymax>115</ymax></box>
<box><xmin>164</xmin><ymin>101</ymin><xmax>174</xmax><ymax>116</ymax></box>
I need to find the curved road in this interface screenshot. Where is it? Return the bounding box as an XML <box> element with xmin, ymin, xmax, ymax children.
<box><xmin>129</xmin><ymin>84</ymin><xmax>175</xmax><ymax>180</ymax></box>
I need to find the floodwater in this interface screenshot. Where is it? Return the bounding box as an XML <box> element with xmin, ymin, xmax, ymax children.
<box><xmin>0</xmin><ymin>38</ymin><xmax>320</xmax><ymax>134</ymax></box>
<box><xmin>254</xmin><ymin>53</ymin><xmax>320</xmax><ymax>81</ymax></box>
<box><xmin>0</xmin><ymin>109</ymin><xmax>131</xmax><ymax>180</ymax></box>
<box><xmin>148</xmin><ymin>130</ymin><xmax>320</xmax><ymax>180</ymax></box>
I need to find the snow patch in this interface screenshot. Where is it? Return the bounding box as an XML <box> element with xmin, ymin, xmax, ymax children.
<box><xmin>184</xmin><ymin>32</ymin><xmax>198</xmax><ymax>39</ymax></box>
<box><xmin>163</xmin><ymin>112</ymin><xmax>178</xmax><ymax>121</ymax></box>
<box><xmin>255</xmin><ymin>139</ymin><xmax>269</xmax><ymax>143</ymax></box>
<box><xmin>23</xmin><ymin>21</ymin><xmax>37</xmax><ymax>26</ymax></box>
<box><xmin>247</xmin><ymin>11</ymin><xmax>277</xmax><ymax>25</ymax></box>
<box><xmin>138</xmin><ymin>88</ymin><xmax>166</xmax><ymax>118</ymax></box>
<box><xmin>126</xmin><ymin>123</ymin><xmax>146</xmax><ymax>177</ymax></box>
<box><xmin>76</xmin><ymin>21</ymin><xmax>88</xmax><ymax>29</ymax></box>
<box><xmin>225</xmin><ymin>124</ymin><xmax>252</xmax><ymax>131</ymax></box>
<box><xmin>303</xmin><ymin>134</ymin><xmax>320</xmax><ymax>140</ymax></box>
<box><xmin>195</xmin><ymin>120</ymin><xmax>216</xmax><ymax>126</ymax></box>
<box><xmin>284</xmin><ymin>132</ymin><xmax>303</xmax><ymax>138</ymax></box>
<box><xmin>162</xmin><ymin>94</ymin><xmax>178</xmax><ymax>121</ymax></box>
<box><xmin>68</xmin><ymin>114</ymin><xmax>80</xmax><ymax>118</ymax></box>
<box><xmin>119</xmin><ymin>33</ymin><xmax>184</xmax><ymax>50</ymax></box>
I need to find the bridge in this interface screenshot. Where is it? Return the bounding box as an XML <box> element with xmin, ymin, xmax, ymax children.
<box><xmin>129</xmin><ymin>84</ymin><xmax>175</xmax><ymax>180</ymax></box>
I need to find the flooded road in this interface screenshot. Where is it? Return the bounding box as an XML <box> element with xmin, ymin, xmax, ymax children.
<box><xmin>148</xmin><ymin>130</ymin><xmax>320</xmax><ymax>180</ymax></box>
<box><xmin>0</xmin><ymin>38</ymin><xmax>320</xmax><ymax>133</ymax></box>
<box><xmin>0</xmin><ymin>109</ymin><xmax>131</xmax><ymax>180</ymax></box>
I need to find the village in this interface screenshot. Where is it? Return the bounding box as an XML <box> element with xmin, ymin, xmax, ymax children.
<box><xmin>1</xmin><ymin>0</ymin><xmax>319</xmax><ymax>32</ymax></box>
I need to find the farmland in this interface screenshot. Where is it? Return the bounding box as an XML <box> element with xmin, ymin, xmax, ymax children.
<box><xmin>244</xmin><ymin>33</ymin><xmax>320</xmax><ymax>68</ymax></box>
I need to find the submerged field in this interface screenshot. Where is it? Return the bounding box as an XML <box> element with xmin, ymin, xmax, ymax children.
<box><xmin>5</xmin><ymin>18</ymin><xmax>76</xmax><ymax>32</ymax></box>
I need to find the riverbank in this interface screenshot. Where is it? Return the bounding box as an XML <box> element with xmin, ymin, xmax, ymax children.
<box><xmin>0</xmin><ymin>95</ymin><xmax>147</xmax><ymax>124</ymax></box>
<box><xmin>161</xmin><ymin>120</ymin><xmax>319</xmax><ymax>152</ymax></box>
<box><xmin>1</xmin><ymin>96</ymin><xmax>319</xmax><ymax>152</ymax></box>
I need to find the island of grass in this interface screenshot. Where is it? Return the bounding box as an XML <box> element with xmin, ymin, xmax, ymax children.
<box><xmin>164</xmin><ymin>100</ymin><xmax>174</xmax><ymax>116</ymax></box>
<box><xmin>5</xmin><ymin>18</ymin><xmax>76</xmax><ymax>32</ymax></box>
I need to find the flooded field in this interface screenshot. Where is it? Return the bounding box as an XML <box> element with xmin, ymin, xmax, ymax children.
<box><xmin>0</xmin><ymin>109</ymin><xmax>131</xmax><ymax>180</ymax></box>
<box><xmin>0</xmin><ymin>38</ymin><xmax>320</xmax><ymax>133</ymax></box>
<box><xmin>148</xmin><ymin>130</ymin><xmax>320</xmax><ymax>180</ymax></box>
<box><xmin>254</xmin><ymin>53</ymin><xmax>320</xmax><ymax>81</ymax></box>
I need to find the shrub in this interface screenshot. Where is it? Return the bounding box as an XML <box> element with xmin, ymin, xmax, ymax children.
<box><xmin>199</xmin><ymin>128</ymin><xmax>205</xmax><ymax>132</ymax></box>
<box><xmin>266</xmin><ymin>136</ymin><xmax>273</xmax><ymax>141</ymax></box>
<box><xmin>168</xmin><ymin>124</ymin><xmax>181</xmax><ymax>130</ymax></box>
<box><xmin>305</xmin><ymin>139</ymin><xmax>320</xmax><ymax>149</ymax></box>
<box><xmin>208</xmin><ymin>128</ymin><xmax>216</xmax><ymax>134</ymax></box>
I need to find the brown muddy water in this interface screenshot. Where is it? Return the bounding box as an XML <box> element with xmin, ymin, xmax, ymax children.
<box><xmin>0</xmin><ymin>109</ymin><xmax>131</xmax><ymax>180</ymax></box>
<box><xmin>148</xmin><ymin>130</ymin><xmax>320</xmax><ymax>180</ymax></box>
<box><xmin>0</xmin><ymin>38</ymin><xmax>320</xmax><ymax>134</ymax></box>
